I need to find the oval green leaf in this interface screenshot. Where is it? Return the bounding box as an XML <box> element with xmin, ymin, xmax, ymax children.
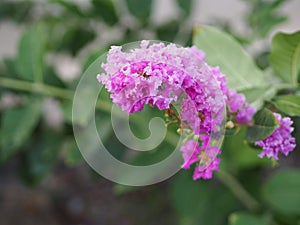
<box><xmin>262</xmin><ymin>168</ymin><xmax>300</xmax><ymax>215</ymax></box>
<box><xmin>0</xmin><ymin>96</ymin><xmax>44</xmax><ymax>161</ymax></box>
<box><xmin>16</xmin><ymin>24</ymin><xmax>46</xmax><ymax>82</ymax></box>
<box><xmin>269</xmin><ymin>30</ymin><xmax>300</xmax><ymax>86</ymax></box>
<box><xmin>272</xmin><ymin>95</ymin><xmax>300</xmax><ymax>117</ymax></box>
<box><xmin>247</xmin><ymin>108</ymin><xmax>279</xmax><ymax>143</ymax></box>
<box><xmin>193</xmin><ymin>26</ymin><xmax>267</xmax><ymax>91</ymax></box>
<box><xmin>125</xmin><ymin>0</ymin><xmax>152</xmax><ymax>22</ymax></box>
<box><xmin>91</xmin><ymin>0</ymin><xmax>119</xmax><ymax>25</ymax></box>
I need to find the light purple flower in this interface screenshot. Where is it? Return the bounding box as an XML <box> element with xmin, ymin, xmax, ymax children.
<box><xmin>255</xmin><ymin>113</ymin><xmax>296</xmax><ymax>160</ymax></box>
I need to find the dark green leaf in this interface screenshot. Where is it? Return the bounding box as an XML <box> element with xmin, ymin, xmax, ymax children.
<box><xmin>83</xmin><ymin>47</ymin><xmax>108</xmax><ymax>71</ymax></box>
<box><xmin>193</xmin><ymin>26</ymin><xmax>267</xmax><ymax>91</ymax></box>
<box><xmin>16</xmin><ymin>24</ymin><xmax>47</xmax><ymax>82</ymax></box>
<box><xmin>272</xmin><ymin>95</ymin><xmax>300</xmax><ymax>116</ymax></box>
<box><xmin>246</xmin><ymin>0</ymin><xmax>287</xmax><ymax>37</ymax></box>
<box><xmin>91</xmin><ymin>0</ymin><xmax>118</xmax><ymax>25</ymax></box>
<box><xmin>247</xmin><ymin>108</ymin><xmax>279</xmax><ymax>143</ymax></box>
<box><xmin>50</xmin><ymin>0</ymin><xmax>86</xmax><ymax>17</ymax></box>
<box><xmin>60</xmin><ymin>100</ymin><xmax>73</xmax><ymax>124</ymax></box>
<box><xmin>59</xmin><ymin>26</ymin><xmax>96</xmax><ymax>56</ymax></box>
<box><xmin>262</xmin><ymin>168</ymin><xmax>300</xmax><ymax>215</ymax></box>
<box><xmin>222</xmin><ymin>127</ymin><xmax>269</xmax><ymax>170</ymax></box>
<box><xmin>229</xmin><ymin>212</ymin><xmax>271</xmax><ymax>225</ymax></box>
<box><xmin>63</xmin><ymin>137</ymin><xmax>83</xmax><ymax>166</ymax></box>
<box><xmin>170</xmin><ymin>171</ymin><xmax>240</xmax><ymax>225</ymax></box>
<box><xmin>176</xmin><ymin>0</ymin><xmax>193</xmax><ymax>18</ymax></box>
<box><xmin>0</xmin><ymin>96</ymin><xmax>44</xmax><ymax>160</ymax></box>
<box><xmin>269</xmin><ymin>30</ymin><xmax>300</xmax><ymax>85</ymax></box>
<box><xmin>125</xmin><ymin>0</ymin><xmax>153</xmax><ymax>22</ymax></box>
<box><xmin>0</xmin><ymin>1</ymin><xmax>33</xmax><ymax>23</ymax></box>
<box><xmin>255</xmin><ymin>51</ymin><xmax>270</xmax><ymax>70</ymax></box>
<box><xmin>2</xmin><ymin>58</ymin><xmax>19</xmax><ymax>78</ymax></box>
<box><xmin>18</xmin><ymin>130</ymin><xmax>63</xmax><ymax>186</ymax></box>
<box><xmin>43</xmin><ymin>65</ymin><xmax>66</xmax><ymax>88</ymax></box>
<box><xmin>156</xmin><ymin>21</ymin><xmax>179</xmax><ymax>42</ymax></box>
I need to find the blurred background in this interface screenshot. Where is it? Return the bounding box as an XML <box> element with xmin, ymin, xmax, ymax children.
<box><xmin>0</xmin><ymin>0</ymin><xmax>300</xmax><ymax>225</ymax></box>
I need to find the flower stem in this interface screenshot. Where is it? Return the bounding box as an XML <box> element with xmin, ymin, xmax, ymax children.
<box><xmin>0</xmin><ymin>77</ymin><xmax>73</xmax><ymax>100</ymax></box>
<box><xmin>216</xmin><ymin>170</ymin><xmax>261</xmax><ymax>212</ymax></box>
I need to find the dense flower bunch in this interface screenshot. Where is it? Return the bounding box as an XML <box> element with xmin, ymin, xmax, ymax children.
<box><xmin>98</xmin><ymin>41</ymin><xmax>296</xmax><ymax>180</ymax></box>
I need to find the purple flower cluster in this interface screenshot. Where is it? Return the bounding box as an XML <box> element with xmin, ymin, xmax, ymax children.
<box><xmin>205</xmin><ymin>67</ymin><xmax>256</xmax><ymax>126</ymax></box>
<box><xmin>180</xmin><ymin>135</ymin><xmax>221</xmax><ymax>180</ymax></box>
<box><xmin>98</xmin><ymin>41</ymin><xmax>296</xmax><ymax>180</ymax></box>
<box><xmin>98</xmin><ymin>41</ymin><xmax>225</xmax><ymax>134</ymax></box>
<box><xmin>255</xmin><ymin>113</ymin><xmax>296</xmax><ymax>160</ymax></box>
<box><xmin>227</xmin><ymin>90</ymin><xmax>256</xmax><ymax>125</ymax></box>
<box><xmin>98</xmin><ymin>41</ymin><xmax>228</xmax><ymax>179</ymax></box>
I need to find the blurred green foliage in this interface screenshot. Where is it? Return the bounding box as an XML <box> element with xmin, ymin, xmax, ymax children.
<box><xmin>0</xmin><ymin>0</ymin><xmax>299</xmax><ymax>225</ymax></box>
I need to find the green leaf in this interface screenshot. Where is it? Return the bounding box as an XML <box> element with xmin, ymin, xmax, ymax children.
<box><xmin>125</xmin><ymin>0</ymin><xmax>153</xmax><ymax>22</ymax></box>
<box><xmin>63</xmin><ymin>137</ymin><xmax>84</xmax><ymax>166</ymax></box>
<box><xmin>2</xmin><ymin>58</ymin><xmax>19</xmax><ymax>78</ymax></box>
<box><xmin>269</xmin><ymin>30</ymin><xmax>300</xmax><ymax>85</ymax></box>
<box><xmin>193</xmin><ymin>26</ymin><xmax>267</xmax><ymax>91</ymax></box>
<box><xmin>240</xmin><ymin>86</ymin><xmax>277</xmax><ymax>109</ymax></box>
<box><xmin>246</xmin><ymin>0</ymin><xmax>287</xmax><ymax>38</ymax></box>
<box><xmin>50</xmin><ymin>0</ymin><xmax>86</xmax><ymax>17</ymax></box>
<box><xmin>272</xmin><ymin>95</ymin><xmax>300</xmax><ymax>116</ymax></box>
<box><xmin>156</xmin><ymin>21</ymin><xmax>179</xmax><ymax>42</ymax></box>
<box><xmin>91</xmin><ymin>0</ymin><xmax>118</xmax><ymax>25</ymax></box>
<box><xmin>16</xmin><ymin>24</ymin><xmax>46</xmax><ymax>82</ymax></box>
<box><xmin>59</xmin><ymin>26</ymin><xmax>96</xmax><ymax>56</ymax></box>
<box><xmin>43</xmin><ymin>65</ymin><xmax>66</xmax><ymax>88</ymax></box>
<box><xmin>229</xmin><ymin>212</ymin><xmax>271</xmax><ymax>225</ymax></box>
<box><xmin>176</xmin><ymin>0</ymin><xmax>193</xmax><ymax>18</ymax></box>
<box><xmin>60</xmin><ymin>100</ymin><xmax>73</xmax><ymax>124</ymax></box>
<box><xmin>247</xmin><ymin>108</ymin><xmax>279</xmax><ymax>143</ymax></box>
<box><xmin>0</xmin><ymin>1</ymin><xmax>33</xmax><ymax>23</ymax></box>
<box><xmin>222</xmin><ymin>127</ymin><xmax>270</xmax><ymax>170</ymax></box>
<box><xmin>255</xmin><ymin>51</ymin><xmax>270</xmax><ymax>70</ymax></box>
<box><xmin>170</xmin><ymin>171</ymin><xmax>240</xmax><ymax>225</ymax></box>
<box><xmin>262</xmin><ymin>168</ymin><xmax>300</xmax><ymax>215</ymax></box>
<box><xmin>0</xmin><ymin>96</ymin><xmax>44</xmax><ymax>160</ymax></box>
<box><xmin>83</xmin><ymin>47</ymin><xmax>108</xmax><ymax>71</ymax></box>
<box><xmin>18</xmin><ymin>130</ymin><xmax>63</xmax><ymax>186</ymax></box>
